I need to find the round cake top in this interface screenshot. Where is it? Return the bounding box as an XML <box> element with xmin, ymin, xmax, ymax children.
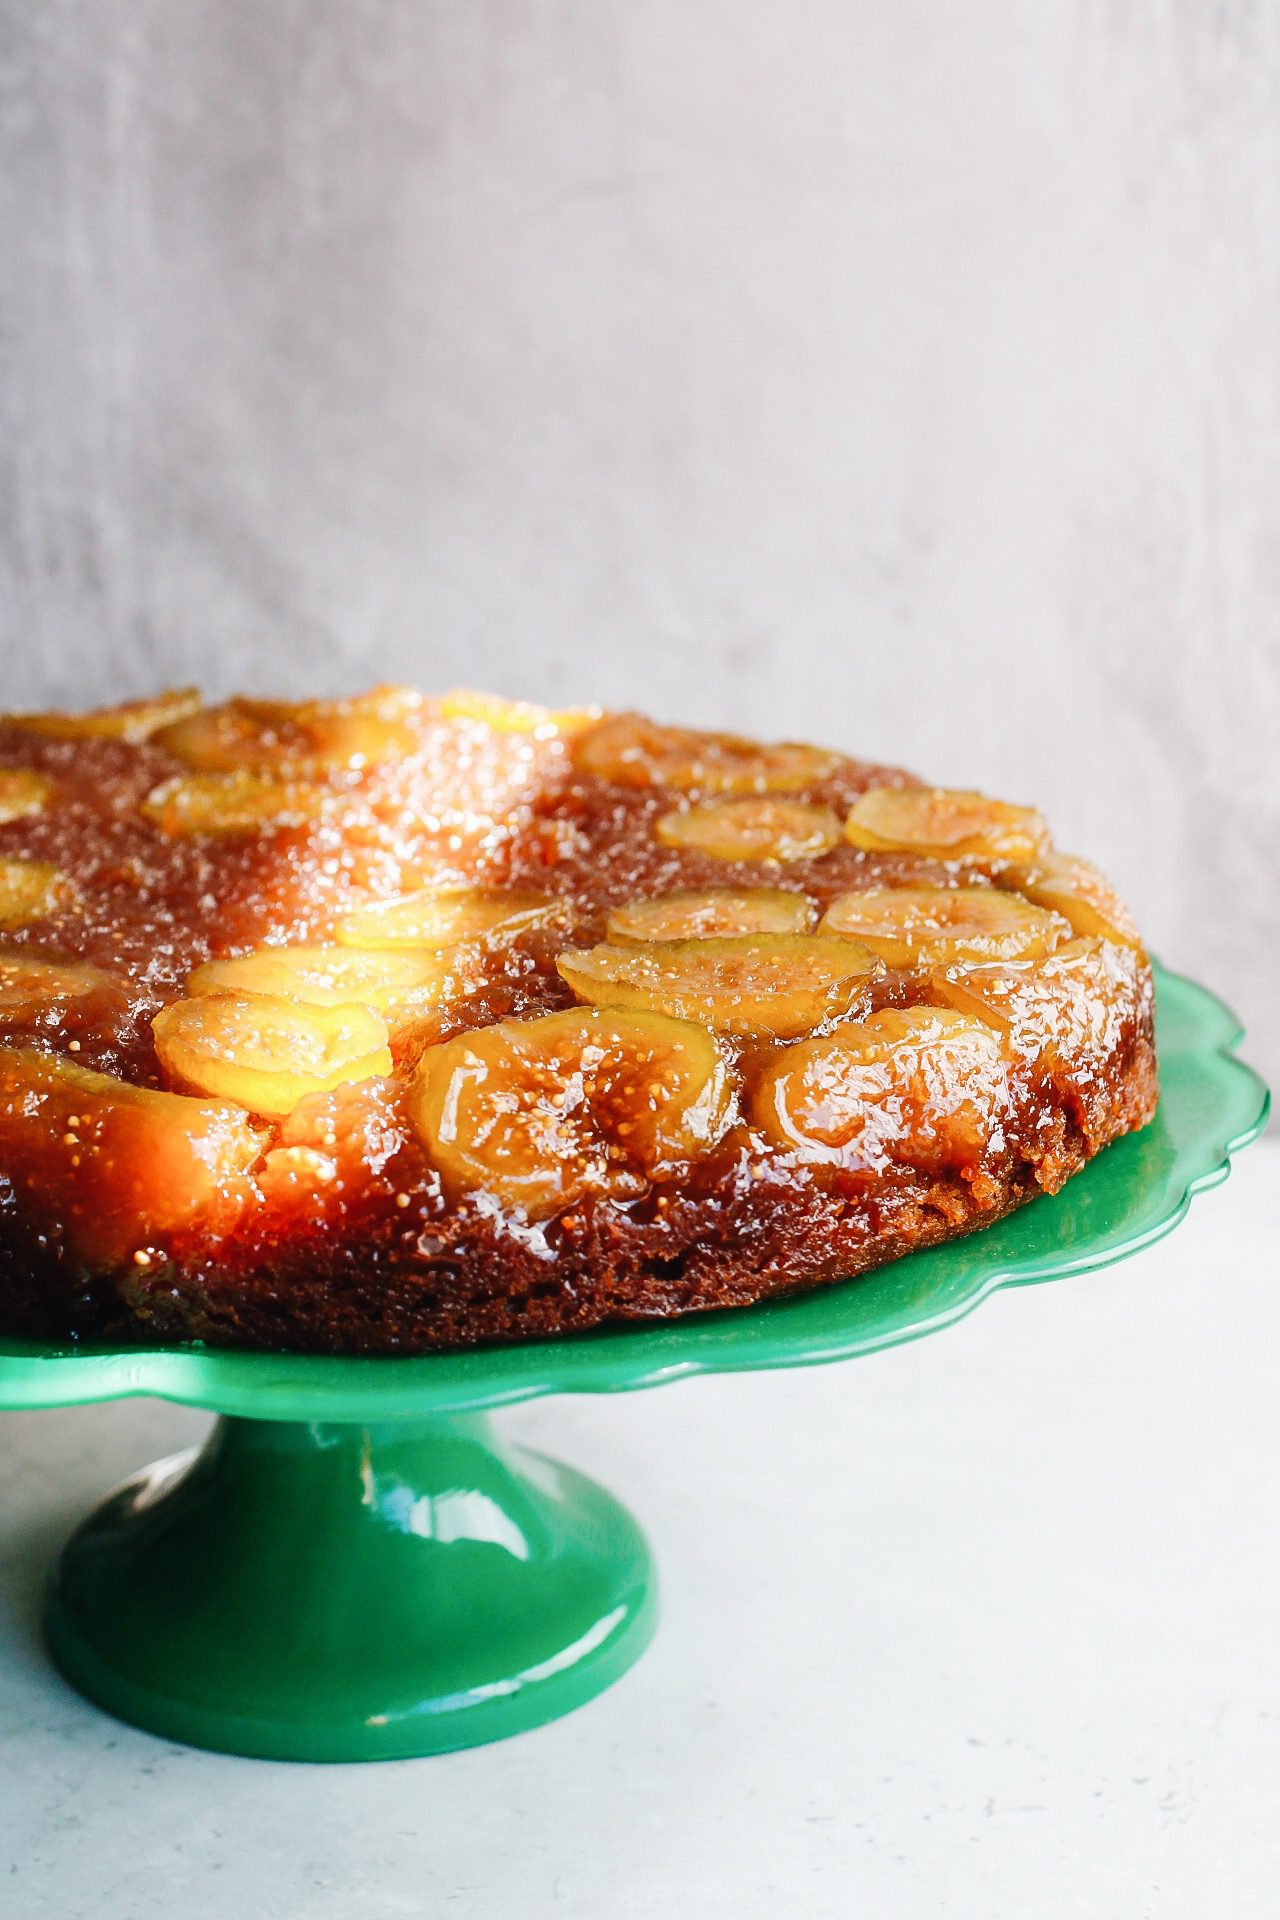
<box><xmin>0</xmin><ymin>686</ymin><xmax>1153</xmax><ymax>1351</ymax></box>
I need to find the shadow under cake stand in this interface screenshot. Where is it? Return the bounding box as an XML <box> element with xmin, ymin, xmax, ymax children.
<box><xmin>0</xmin><ymin>962</ymin><xmax>1268</xmax><ymax>1762</ymax></box>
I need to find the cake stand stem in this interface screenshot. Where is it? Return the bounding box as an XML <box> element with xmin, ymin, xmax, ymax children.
<box><xmin>44</xmin><ymin>1410</ymin><xmax>657</xmax><ymax>1762</ymax></box>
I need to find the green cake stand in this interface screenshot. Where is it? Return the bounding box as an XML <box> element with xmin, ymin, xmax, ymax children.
<box><xmin>0</xmin><ymin>963</ymin><xmax>1267</xmax><ymax>1762</ymax></box>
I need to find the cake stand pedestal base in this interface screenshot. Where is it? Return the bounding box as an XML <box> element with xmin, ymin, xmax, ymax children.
<box><xmin>43</xmin><ymin>1413</ymin><xmax>657</xmax><ymax>1762</ymax></box>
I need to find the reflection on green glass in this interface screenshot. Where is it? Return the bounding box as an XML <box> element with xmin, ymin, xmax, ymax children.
<box><xmin>44</xmin><ymin>1414</ymin><xmax>658</xmax><ymax>1761</ymax></box>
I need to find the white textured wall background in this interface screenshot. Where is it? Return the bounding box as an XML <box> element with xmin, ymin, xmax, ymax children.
<box><xmin>1</xmin><ymin>2</ymin><xmax>1278</xmax><ymax>1091</ymax></box>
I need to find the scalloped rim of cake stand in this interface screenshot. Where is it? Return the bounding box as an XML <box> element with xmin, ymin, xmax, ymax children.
<box><xmin>0</xmin><ymin>962</ymin><xmax>1268</xmax><ymax>1422</ymax></box>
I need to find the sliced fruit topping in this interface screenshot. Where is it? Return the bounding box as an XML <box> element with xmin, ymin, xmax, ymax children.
<box><xmin>155</xmin><ymin>684</ymin><xmax>422</xmax><ymax>773</ymax></box>
<box><xmin>0</xmin><ymin>1047</ymin><xmax>261</xmax><ymax>1268</ymax></box>
<box><xmin>575</xmin><ymin>713</ymin><xmax>842</xmax><ymax>794</ymax></box>
<box><xmin>751</xmin><ymin>1005</ymin><xmax>1008</xmax><ymax>1172</ymax></box>
<box><xmin>337</xmin><ymin>885</ymin><xmax>561</xmax><ymax>949</ymax></box>
<box><xmin>0</xmin><ymin>859</ymin><xmax>67</xmax><ymax>927</ymax></box>
<box><xmin>928</xmin><ymin>937</ymin><xmax>1144</xmax><ymax>1067</ymax></box>
<box><xmin>0</xmin><ymin>687</ymin><xmax>201</xmax><ymax>743</ymax></box>
<box><xmin>607</xmin><ymin>887</ymin><xmax>816</xmax><ymax>943</ymax></box>
<box><xmin>142</xmin><ymin>770</ymin><xmax>336</xmax><ymax>836</ymax></box>
<box><xmin>0</xmin><ymin>769</ymin><xmax>52</xmax><ymax>823</ymax></box>
<box><xmin>843</xmin><ymin>786</ymin><xmax>1050</xmax><ymax>862</ymax></box>
<box><xmin>186</xmin><ymin>944</ymin><xmax>476</xmax><ymax>1043</ymax></box>
<box><xmin>273</xmin><ymin>1076</ymin><xmax>404</xmax><ymax>1174</ymax></box>
<box><xmin>439</xmin><ymin>689</ymin><xmax>600</xmax><ymax>736</ymax></box>
<box><xmin>656</xmin><ymin>797</ymin><xmax>842</xmax><ymax>864</ymax></box>
<box><xmin>408</xmin><ymin>1006</ymin><xmax>733</xmax><ymax>1218</ymax></box>
<box><xmin>153</xmin><ymin>990</ymin><xmax>392</xmax><ymax>1116</ymax></box>
<box><xmin>1000</xmin><ymin>855</ymin><xmax>1144</xmax><ymax>951</ymax></box>
<box><xmin>0</xmin><ymin>948</ymin><xmax>129</xmax><ymax>1030</ymax></box>
<box><xmin>257</xmin><ymin>1143</ymin><xmax>340</xmax><ymax>1202</ymax></box>
<box><xmin>820</xmin><ymin>884</ymin><xmax>1068</xmax><ymax>968</ymax></box>
<box><xmin>557</xmin><ymin>932</ymin><xmax>882</xmax><ymax>1038</ymax></box>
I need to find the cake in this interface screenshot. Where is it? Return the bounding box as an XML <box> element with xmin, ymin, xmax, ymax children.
<box><xmin>0</xmin><ymin>686</ymin><xmax>1157</xmax><ymax>1353</ymax></box>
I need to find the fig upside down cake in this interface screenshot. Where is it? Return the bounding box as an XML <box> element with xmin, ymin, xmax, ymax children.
<box><xmin>0</xmin><ymin>685</ymin><xmax>1156</xmax><ymax>1354</ymax></box>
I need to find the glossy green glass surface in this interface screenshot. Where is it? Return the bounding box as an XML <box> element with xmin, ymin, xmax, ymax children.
<box><xmin>1</xmin><ymin>963</ymin><xmax>1268</xmax><ymax>1761</ymax></box>
<box><xmin>45</xmin><ymin>1414</ymin><xmax>657</xmax><ymax>1762</ymax></box>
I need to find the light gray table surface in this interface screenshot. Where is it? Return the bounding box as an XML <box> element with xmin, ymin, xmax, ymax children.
<box><xmin>1</xmin><ymin>1142</ymin><xmax>1276</xmax><ymax>1920</ymax></box>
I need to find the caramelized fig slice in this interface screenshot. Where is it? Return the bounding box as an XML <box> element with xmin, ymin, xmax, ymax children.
<box><xmin>142</xmin><ymin>770</ymin><xmax>336</xmax><ymax>836</ymax></box>
<box><xmin>409</xmin><ymin>1006</ymin><xmax>734</xmax><ymax>1218</ymax></box>
<box><xmin>607</xmin><ymin>887</ymin><xmax>815</xmax><ymax>943</ymax></box>
<box><xmin>156</xmin><ymin>684</ymin><xmax>423</xmax><ymax>773</ymax></box>
<box><xmin>656</xmin><ymin>797</ymin><xmax>842</xmax><ymax>864</ymax></box>
<box><xmin>0</xmin><ymin>947</ymin><xmax>129</xmax><ymax>1031</ymax></box>
<box><xmin>751</xmin><ymin>1005</ymin><xmax>1008</xmax><ymax>1172</ymax></box>
<box><xmin>439</xmin><ymin>688</ymin><xmax>600</xmax><ymax>736</ymax></box>
<box><xmin>929</xmin><ymin>937</ymin><xmax>1144</xmax><ymax>1066</ymax></box>
<box><xmin>821</xmin><ymin>884</ymin><xmax>1068</xmax><ymax>968</ymax></box>
<box><xmin>557</xmin><ymin>933</ymin><xmax>882</xmax><ymax>1038</ymax></box>
<box><xmin>338</xmin><ymin>886</ymin><xmax>561</xmax><ymax>950</ymax></box>
<box><xmin>575</xmin><ymin>713</ymin><xmax>842</xmax><ymax>794</ymax></box>
<box><xmin>153</xmin><ymin>990</ymin><xmax>392</xmax><ymax>1117</ymax></box>
<box><xmin>843</xmin><ymin>786</ymin><xmax>1051</xmax><ymax>862</ymax></box>
<box><xmin>0</xmin><ymin>769</ymin><xmax>52</xmax><ymax>823</ymax></box>
<box><xmin>0</xmin><ymin>1047</ymin><xmax>261</xmax><ymax>1268</ymax></box>
<box><xmin>0</xmin><ymin>687</ymin><xmax>201</xmax><ymax>743</ymax></box>
<box><xmin>1000</xmin><ymin>854</ymin><xmax>1144</xmax><ymax>952</ymax></box>
<box><xmin>0</xmin><ymin>859</ymin><xmax>67</xmax><ymax>927</ymax></box>
<box><xmin>187</xmin><ymin>943</ymin><xmax>475</xmax><ymax>1041</ymax></box>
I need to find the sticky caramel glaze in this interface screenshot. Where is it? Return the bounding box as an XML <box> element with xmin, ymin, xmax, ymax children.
<box><xmin>0</xmin><ymin>716</ymin><xmax>579</xmax><ymax>1076</ymax></box>
<box><xmin>0</xmin><ymin>706</ymin><xmax>1156</xmax><ymax>1353</ymax></box>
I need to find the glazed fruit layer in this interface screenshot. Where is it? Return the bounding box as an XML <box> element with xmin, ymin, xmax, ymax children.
<box><xmin>0</xmin><ymin>688</ymin><xmax>1156</xmax><ymax>1353</ymax></box>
